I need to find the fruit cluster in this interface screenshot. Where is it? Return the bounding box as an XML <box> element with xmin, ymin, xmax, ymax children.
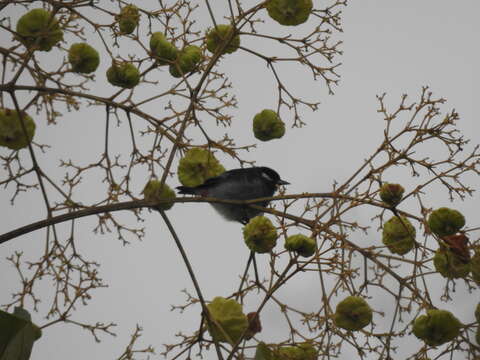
<box><xmin>106</xmin><ymin>62</ymin><xmax>140</xmax><ymax>88</ymax></box>
<box><xmin>117</xmin><ymin>4</ymin><xmax>140</xmax><ymax>34</ymax></box>
<box><xmin>0</xmin><ymin>109</ymin><xmax>36</xmax><ymax>150</ymax></box>
<box><xmin>16</xmin><ymin>9</ymin><xmax>63</xmax><ymax>51</ymax></box>
<box><xmin>428</xmin><ymin>207</ymin><xmax>465</xmax><ymax>237</ymax></box>
<box><xmin>206</xmin><ymin>297</ymin><xmax>248</xmax><ymax>344</ymax></box>
<box><xmin>284</xmin><ymin>234</ymin><xmax>316</xmax><ymax>257</ymax></box>
<box><xmin>68</xmin><ymin>43</ymin><xmax>100</xmax><ymax>74</ymax></box>
<box><xmin>265</xmin><ymin>0</ymin><xmax>313</xmax><ymax>26</ymax></box>
<box><xmin>205</xmin><ymin>25</ymin><xmax>240</xmax><ymax>55</ymax></box>
<box><xmin>177</xmin><ymin>148</ymin><xmax>225</xmax><ymax>187</ymax></box>
<box><xmin>243</xmin><ymin>216</ymin><xmax>278</xmax><ymax>253</ymax></box>
<box><xmin>379</xmin><ymin>183</ymin><xmax>405</xmax><ymax>207</ymax></box>
<box><xmin>142</xmin><ymin>180</ymin><xmax>176</xmax><ymax>211</ymax></box>
<box><xmin>253</xmin><ymin>109</ymin><xmax>286</xmax><ymax>142</ymax></box>
<box><xmin>382</xmin><ymin>216</ymin><xmax>416</xmax><ymax>255</ymax></box>
<box><xmin>412</xmin><ymin>309</ymin><xmax>461</xmax><ymax>346</ymax></box>
<box><xmin>334</xmin><ymin>296</ymin><xmax>373</xmax><ymax>331</ymax></box>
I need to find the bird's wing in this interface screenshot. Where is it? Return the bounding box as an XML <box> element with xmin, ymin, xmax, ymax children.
<box><xmin>199</xmin><ymin>168</ymin><xmax>250</xmax><ymax>188</ymax></box>
<box><xmin>199</xmin><ymin>173</ymin><xmax>226</xmax><ymax>188</ymax></box>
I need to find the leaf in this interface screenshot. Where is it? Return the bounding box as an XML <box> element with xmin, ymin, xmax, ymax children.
<box><xmin>255</xmin><ymin>342</ymin><xmax>273</xmax><ymax>360</ymax></box>
<box><xmin>0</xmin><ymin>307</ymin><xmax>42</xmax><ymax>360</ymax></box>
<box><xmin>12</xmin><ymin>308</ymin><xmax>31</xmax><ymax>322</ymax></box>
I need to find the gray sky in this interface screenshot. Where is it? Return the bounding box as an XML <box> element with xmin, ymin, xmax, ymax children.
<box><xmin>1</xmin><ymin>1</ymin><xmax>479</xmax><ymax>359</ymax></box>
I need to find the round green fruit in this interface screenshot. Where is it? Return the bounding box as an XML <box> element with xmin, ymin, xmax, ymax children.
<box><xmin>284</xmin><ymin>234</ymin><xmax>316</xmax><ymax>257</ymax></box>
<box><xmin>142</xmin><ymin>180</ymin><xmax>176</xmax><ymax>211</ymax></box>
<box><xmin>254</xmin><ymin>342</ymin><xmax>273</xmax><ymax>359</ymax></box>
<box><xmin>253</xmin><ymin>109</ymin><xmax>285</xmax><ymax>141</ymax></box>
<box><xmin>106</xmin><ymin>62</ymin><xmax>140</xmax><ymax>88</ymax></box>
<box><xmin>0</xmin><ymin>109</ymin><xmax>36</xmax><ymax>150</ymax></box>
<box><xmin>206</xmin><ymin>297</ymin><xmax>248</xmax><ymax>344</ymax></box>
<box><xmin>16</xmin><ymin>8</ymin><xmax>63</xmax><ymax>51</ymax></box>
<box><xmin>243</xmin><ymin>216</ymin><xmax>278</xmax><ymax>253</ymax></box>
<box><xmin>177</xmin><ymin>148</ymin><xmax>225</xmax><ymax>187</ymax></box>
<box><xmin>266</xmin><ymin>0</ymin><xmax>313</xmax><ymax>26</ymax></box>
<box><xmin>412</xmin><ymin>309</ymin><xmax>461</xmax><ymax>346</ymax></box>
<box><xmin>382</xmin><ymin>216</ymin><xmax>416</xmax><ymax>255</ymax></box>
<box><xmin>68</xmin><ymin>43</ymin><xmax>100</xmax><ymax>74</ymax></box>
<box><xmin>334</xmin><ymin>296</ymin><xmax>373</xmax><ymax>331</ymax></box>
<box><xmin>149</xmin><ymin>32</ymin><xmax>178</xmax><ymax>65</ymax></box>
<box><xmin>205</xmin><ymin>24</ymin><xmax>240</xmax><ymax>54</ymax></box>
<box><xmin>169</xmin><ymin>45</ymin><xmax>203</xmax><ymax>78</ymax></box>
<box><xmin>117</xmin><ymin>4</ymin><xmax>140</xmax><ymax>34</ymax></box>
<box><xmin>433</xmin><ymin>247</ymin><xmax>470</xmax><ymax>279</ymax></box>
<box><xmin>379</xmin><ymin>183</ymin><xmax>404</xmax><ymax>207</ymax></box>
<box><xmin>274</xmin><ymin>342</ymin><xmax>317</xmax><ymax>360</ymax></box>
<box><xmin>428</xmin><ymin>207</ymin><xmax>465</xmax><ymax>237</ymax></box>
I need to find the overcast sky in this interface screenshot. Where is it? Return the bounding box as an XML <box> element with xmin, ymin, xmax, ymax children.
<box><xmin>1</xmin><ymin>1</ymin><xmax>479</xmax><ymax>359</ymax></box>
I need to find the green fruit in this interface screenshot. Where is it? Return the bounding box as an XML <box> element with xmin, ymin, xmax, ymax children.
<box><xmin>142</xmin><ymin>180</ymin><xmax>176</xmax><ymax>211</ymax></box>
<box><xmin>412</xmin><ymin>309</ymin><xmax>461</xmax><ymax>346</ymax></box>
<box><xmin>68</xmin><ymin>43</ymin><xmax>100</xmax><ymax>74</ymax></box>
<box><xmin>265</xmin><ymin>0</ymin><xmax>313</xmax><ymax>26</ymax></box>
<box><xmin>274</xmin><ymin>342</ymin><xmax>317</xmax><ymax>360</ymax></box>
<box><xmin>106</xmin><ymin>62</ymin><xmax>140</xmax><ymax>88</ymax></box>
<box><xmin>379</xmin><ymin>183</ymin><xmax>404</xmax><ymax>207</ymax></box>
<box><xmin>149</xmin><ymin>32</ymin><xmax>178</xmax><ymax>65</ymax></box>
<box><xmin>177</xmin><ymin>148</ymin><xmax>225</xmax><ymax>187</ymax></box>
<box><xmin>255</xmin><ymin>342</ymin><xmax>273</xmax><ymax>360</ymax></box>
<box><xmin>0</xmin><ymin>109</ymin><xmax>35</xmax><ymax>150</ymax></box>
<box><xmin>433</xmin><ymin>247</ymin><xmax>470</xmax><ymax>279</ymax></box>
<box><xmin>253</xmin><ymin>109</ymin><xmax>285</xmax><ymax>141</ymax></box>
<box><xmin>470</xmin><ymin>247</ymin><xmax>480</xmax><ymax>284</ymax></box>
<box><xmin>428</xmin><ymin>207</ymin><xmax>465</xmax><ymax>237</ymax></box>
<box><xmin>16</xmin><ymin>8</ymin><xmax>63</xmax><ymax>51</ymax></box>
<box><xmin>169</xmin><ymin>45</ymin><xmax>203</xmax><ymax>78</ymax></box>
<box><xmin>205</xmin><ymin>24</ymin><xmax>240</xmax><ymax>54</ymax></box>
<box><xmin>382</xmin><ymin>216</ymin><xmax>416</xmax><ymax>255</ymax></box>
<box><xmin>243</xmin><ymin>216</ymin><xmax>278</xmax><ymax>253</ymax></box>
<box><xmin>334</xmin><ymin>296</ymin><xmax>372</xmax><ymax>331</ymax></box>
<box><xmin>117</xmin><ymin>4</ymin><xmax>140</xmax><ymax>34</ymax></box>
<box><xmin>284</xmin><ymin>234</ymin><xmax>316</xmax><ymax>257</ymax></box>
<box><xmin>206</xmin><ymin>297</ymin><xmax>248</xmax><ymax>344</ymax></box>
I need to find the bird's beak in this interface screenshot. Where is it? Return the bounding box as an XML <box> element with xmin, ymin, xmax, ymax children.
<box><xmin>278</xmin><ymin>180</ymin><xmax>290</xmax><ymax>185</ymax></box>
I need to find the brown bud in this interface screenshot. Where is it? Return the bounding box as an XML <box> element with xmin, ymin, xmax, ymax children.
<box><xmin>245</xmin><ymin>312</ymin><xmax>262</xmax><ymax>340</ymax></box>
<box><xmin>442</xmin><ymin>233</ymin><xmax>470</xmax><ymax>263</ymax></box>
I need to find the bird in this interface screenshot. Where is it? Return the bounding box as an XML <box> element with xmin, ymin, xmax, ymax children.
<box><xmin>176</xmin><ymin>167</ymin><xmax>289</xmax><ymax>224</ymax></box>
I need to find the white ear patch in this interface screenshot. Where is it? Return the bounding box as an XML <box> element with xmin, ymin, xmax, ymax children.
<box><xmin>261</xmin><ymin>171</ymin><xmax>273</xmax><ymax>181</ymax></box>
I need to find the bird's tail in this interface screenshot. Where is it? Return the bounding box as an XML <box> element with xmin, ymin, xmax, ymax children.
<box><xmin>176</xmin><ymin>186</ymin><xmax>196</xmax><ymax>195</ymax></box>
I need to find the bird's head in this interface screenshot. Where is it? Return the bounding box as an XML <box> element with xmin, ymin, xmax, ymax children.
<box><xmin>259</xmin><ymin>167</ymin><xmax>289</xmax><ymax>186</ymax></box>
